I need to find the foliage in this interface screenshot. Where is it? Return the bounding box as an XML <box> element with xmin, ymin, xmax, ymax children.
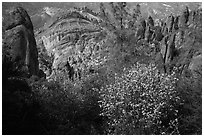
<box><xmin>2</xmin><ymin>3</ymin><xmax>202</xmax><ymax>135</ymax></box>
<box><xmin>176</xmin><ymin>69</ymin><xmax>202</xmax><ymax>135</ymax></box>
<box><xmin>2</xmin><ymin>77</ymin><xmax>44</xmax><ymax>134</ymax></box>
<box><xmin>27</xmin><ymin>71</ymin><xmax>105</xmax><ymax>134</ymax></box>
<box><xmin>2</xmin><ymin>45</ymin><xmax>28</xmax><ymax>80</ymax></box>
<box><xmin>98</xmin><ymin>63</ymin><xmax>181</xmax><ymax>134</ymax></box>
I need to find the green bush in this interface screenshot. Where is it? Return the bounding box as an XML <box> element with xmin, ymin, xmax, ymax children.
<box><xmin>98</xmin><ymin>63</ymin><xmax>181</xmax><ymax>134</ymax></box>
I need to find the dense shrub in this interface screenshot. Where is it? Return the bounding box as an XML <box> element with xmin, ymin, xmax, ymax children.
<box><xmin>98</xmin><ymin>63</ymin><xmax>181</xmax><ymax>134</ymax></box>
<box><xmin>28</xmin><ymin>71</ymin><xmax>104</xmax><ymax>134</ymax></box>
<box><xmin>176</xmin><ymin>69</ymin><xmax>202</xmax><ymax>135</ymax></box>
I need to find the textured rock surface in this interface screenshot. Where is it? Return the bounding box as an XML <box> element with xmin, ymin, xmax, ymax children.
<box><xmin>4</xmin><ymin>7</ymin><xmax>34</xmax><ymax>31</ymax></box>
<box><xmin>17</xmin><ymin>2</ymin><xmax>200</xmax><ymax>80</ymax></box>
<box><xmin>36</xmin><ymin>8</ymin><xmax>107</xmax><ymax>80</ymax></box>
<box><xmin>33</xmin><ymin>3</ymin><xmax>202</xmax><ymax>78</ymax></box>
<box><xmin>189</xmin><ymin>54</ymin><xmax>202</xmax><ymax>71</ymax></box>
<box><xmin>3</xmin><ymin>7</ymin><xmax>39</xmax><ymax>77</ymax></box>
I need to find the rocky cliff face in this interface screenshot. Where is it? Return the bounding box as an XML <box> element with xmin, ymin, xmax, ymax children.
<box><xmin>34</xmin><ymin>3</ymin><xmax>202</xmax><ymax>81</ymax></box>
<box><xmin>3</xmin><ymin>7</ymin><xmax>40</xmax><ymax>78</ymax></box>
<box><xmin>36</xmin><ymin>8</ymin><xmax>108</xmax><ymax>80</ymax></box>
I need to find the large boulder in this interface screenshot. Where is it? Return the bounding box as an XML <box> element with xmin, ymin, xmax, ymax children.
<box><xmin>3</xmin><ymin>7</ymin><xmax>40</xmax><ymax>78</ymax></box>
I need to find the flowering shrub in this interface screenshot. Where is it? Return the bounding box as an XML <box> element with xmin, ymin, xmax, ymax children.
<box><xmin>98</xmin><ymin>63</ymin><xmax>180</xmax><ymax>134</ymax></box>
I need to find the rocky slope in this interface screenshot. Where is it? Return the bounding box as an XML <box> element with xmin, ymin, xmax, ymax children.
<box><xmin>2</xmin><ymin>2</ymin><xmax>201</xmax><ymax>80</ymax></box>
<box><xmin>36</xmin><ymin>8</ymin><xmax>108</xmax><ymax>80</ymax></box>
<box><xmin>35</xmin><ymin>3</ymin><xmax>201</xmax><ymax>80</ymax></box>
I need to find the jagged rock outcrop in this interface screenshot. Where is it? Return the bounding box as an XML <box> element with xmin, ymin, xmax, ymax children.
<box><xmin>166</xmin><ymin>14</ymin><xmax>174</xmax><ymax>33</ymax></box>
<box><xmin>164</xmin><ymin>33</ymin><xmax>176</xmax><ymax>72</ymax></box>
<box><xmin>135</xmin><ymin>18</ymin><xmax>146</xmax><ymax>40</ymax></box>
<box><xmin>34</xmin><ymin>4</ymin><xmax>201</xmax><ymax>78</ymax></box>
<box><xmin>152</xmin><ymin>26</ymin><xmax>163</xmax><ymax>41</ymax></box>
<box><xmin>3</xmin><ymin>7</ymin><xmax>40</xmax><ymax>78</ymax></box>
<box><xmin>141</xmin><ymin>7</ymin><xmax>201</xmax><ymax>73</ymax></box>
<box><xmin>144</xmin><ymin>26</ymin><xmax>153</xmax><ymax>43</ymax></box>
<box><xmin>36</xmin><ymin>8</ymin><xmax>107</xmax><ymax>80</ymax></box>
<box><xmin>147</xmin><ymin>16</ymin><xmax>154</xmax><ymax>27</ymax></box>
<box><xmin>173</xmin><ymin>16</ymin><xmax>179</xmax><ymax>31</ymax></box>
<box><xmin>178</xmin><ymin>6</ymin><xmax>190</xmax><ymax>28</ymax></box>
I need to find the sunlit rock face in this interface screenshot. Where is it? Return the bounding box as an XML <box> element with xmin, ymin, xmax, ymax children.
<box><xmin>36</xmin><ymin>8</ymin><xmax>107</xmax><ymax>80</ymax></box>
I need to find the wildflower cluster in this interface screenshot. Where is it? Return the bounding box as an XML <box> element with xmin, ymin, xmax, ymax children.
<box><xmin>98</xmin><ymin>63</ymin><xmax>180</xmax><ymax>134</ymax></box>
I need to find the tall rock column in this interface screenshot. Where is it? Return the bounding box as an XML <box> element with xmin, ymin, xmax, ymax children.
<box><xmin>3</xmin><ymin>7</ymin><xmax>40</xmax><ymax>77</ymax></box>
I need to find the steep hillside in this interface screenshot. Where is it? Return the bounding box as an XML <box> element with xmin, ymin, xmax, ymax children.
<box><xmin>34</xmin><ymin>2</ymin><xmax>202</xmax><ymax>81</ymax></box>
<box><xmin>2</xmin><ymin>2</ymin><xmax>202</xmax><ymax>135</ymax></box>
